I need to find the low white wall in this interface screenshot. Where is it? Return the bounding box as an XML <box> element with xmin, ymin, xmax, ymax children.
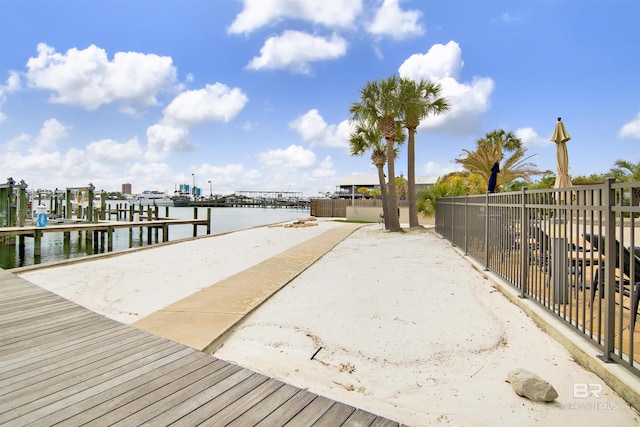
<box><xmin>346</xmin><ymin>206</ymin><xmax>434</xmax><ymax>226</ymax></box>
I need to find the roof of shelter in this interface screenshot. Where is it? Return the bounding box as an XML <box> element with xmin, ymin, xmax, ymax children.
<box><xmin>337</xmin><ymin>173</ymin><xmax>438</xmax><ymax>187</ymax></box>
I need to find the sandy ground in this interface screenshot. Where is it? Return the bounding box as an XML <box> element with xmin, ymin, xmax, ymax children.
<box><xmin>18</xmin><ymin>220</ymin><xmax>640</xmax><ymax>426</ymax></box>
<box><xmin>18</xmin><ymin>220</ymin><xmax>343</xmax><ymax>324</ymax></box>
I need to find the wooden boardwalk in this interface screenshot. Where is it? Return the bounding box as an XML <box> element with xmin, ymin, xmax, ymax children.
<box><xmin>0</xmin><ymin>269</ymin><xmax>402</xmax><ymax>426</ymax></box>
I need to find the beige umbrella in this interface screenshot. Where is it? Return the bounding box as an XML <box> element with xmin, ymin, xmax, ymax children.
<box><xmin>551</xmin><ymin>117</ymin><xmax>572</xmax><ymax>188</ymax></box>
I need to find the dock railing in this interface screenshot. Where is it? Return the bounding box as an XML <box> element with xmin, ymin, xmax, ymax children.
<box><xmin>435</xmin><ymin>179</ymin><xmax>640</xmax><ymax>377</ymax></box>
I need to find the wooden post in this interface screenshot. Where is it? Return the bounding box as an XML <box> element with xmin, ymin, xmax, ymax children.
<box><xmin>207</xmin><ymin>208</ymin><xmax>211</xmax><ymax>234</ymax></box>
<box><xmin>193</xmin><ymin>207</ymin><xmax>198</xmax><ymax>237</ymax></box>
<box><xmin>34</xmin><ymin>229</ymin><xmax>42</xmax><ymax>264</ymax></box>
<box><xmin>107</xmin><ymin>226</ymin><xmax>113</xmax><ymax>251</ymax></box>
<box><xmin>163</xmin><ymin>223</ymin><xmax>169</xmax><ymax>242</ymax></box>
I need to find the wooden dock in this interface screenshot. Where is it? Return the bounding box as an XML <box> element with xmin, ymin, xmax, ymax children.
<box><xmin>0</xmin><ymin>216</ymin><xmax>210</xmax><ymax>266</ymax></box>
<box><xmin>0</xmin><ymin>269</ymin><xmax>402</xmax><ymax>426</ymax></box>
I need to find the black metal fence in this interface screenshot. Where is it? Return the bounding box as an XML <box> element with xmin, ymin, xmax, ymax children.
<box><xmin>436</xmin><ymin>179</ymin><xmax>640</xmax><ymax>377</ymax></box>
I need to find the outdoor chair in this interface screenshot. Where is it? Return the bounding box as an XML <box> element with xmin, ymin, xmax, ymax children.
<box><xmin>527</xmin><ymin>224</ymin><xmax>591</xmax><ymax>286</ymax></box>
<box><xmin>584</xmin><ymin>234</ymin><xmax>640</xmax><ymax>320</ymax></box>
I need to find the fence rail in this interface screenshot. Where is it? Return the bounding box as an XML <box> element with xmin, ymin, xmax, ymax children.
<box><xmin>436</xmin><ymin>179</ymin><xmax>640</xmax><ymax>377</ymax></box>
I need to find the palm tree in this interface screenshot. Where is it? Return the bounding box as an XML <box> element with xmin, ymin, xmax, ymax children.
<box><xmin>349</xmin><ymin>122</ymin><xmax>404</xmax><ymax>229</ymax></box>
<box><xmin>350</xmin><ymin>76</ymin><xmax>403</xmax><ymax>231</ymax></box>
<box><xmin>399</xmin><ymin>77</ymin><xmax>450</xmax><ymax>227</ymax></box>
<box><xmin>609</xmin><ymin>160</ymin><xmax>640</xmax><ymax>204</ymax></box>
<box><xmin>454</xmin><ymin>129</ymin><xmax>543</xmax><ymax>191</ymax></box>
<box><xmin>609</xmin><ymin>160</ymin><xmax>640</xmax><ymax>182</ymax></box>
<box><xmin>417</xmin><ymin>176</ymin><xmax>467</xmax><ymax>218</ymax></box>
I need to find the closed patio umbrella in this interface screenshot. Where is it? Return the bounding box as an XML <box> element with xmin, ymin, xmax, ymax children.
<box><xmin>551</xmin><ymin>117</ymin><xmax>572</xmax><ymax>188</ymax></box>
<box><xmin>487</xmin><ymin>161</ymin><xmax>500</xmax><ymax>193</ymax></box>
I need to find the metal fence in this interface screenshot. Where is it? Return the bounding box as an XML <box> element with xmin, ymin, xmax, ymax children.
<box><xmin>436</xmin><ymin>179</ymin><xmax>640</xmax><ymax>377</ymax></box>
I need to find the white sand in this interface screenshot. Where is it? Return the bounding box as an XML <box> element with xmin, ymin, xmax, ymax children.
<box><xmin>18</xmin><ymin>221</ymin><xmax>639</xmax><ymax>426</ymax></box>
<box><xmin>18</xmin><ymin>220</ymin><xmax>343</xmax><ymax>324</ymax></box>
<box><xmin>213</xmin><ymin>225</ymin><xmax>639</xmax><ymax>426</ymax></box>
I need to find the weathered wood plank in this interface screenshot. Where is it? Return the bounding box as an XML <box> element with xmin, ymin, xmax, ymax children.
<box><xmin>0</xmin><ymin>312</ymin><xmax>100</xmax><ymax>344</ymax></box>
<box><xmin>0</xmin><ymin>344</ymin><xmax>190</xmax><ymax>425</ymax></box>
<box><xmin>195</xmin><ymin>377</ymin><xmax>287</xmax><ymax>426</ymax></box>
<box><xmin>103</xmin><ymin>362</ymin><xmax>246</xmax><ymax>426</ymax></box>
<box><xmin>1</xmin><ymin>313</ymin><xmax>109</xmax><ymax>349</ymax></box>
<box><xmin>47</xmin><ymin>353</ymin><xmax>222</xmax><ymax>426</ymax></box>
<box><xmin>0</xmin><ymin>293</ymin><xmax>58</xmax><ymax>311</ymax></box>
<box><xmin>225</xmin><ymin>383</ymin><xmax>301</xmax><ymax>427</ymax></box>
<box><xmin>165</xmin><ymin>373</ymin><xmax>272</xmax><ymax>426</ymax></box>
<box><xmin>0</xmin><ymin>300</ymin><xmax>79</xmax><ymax>324</ymax></box>
<box><xmin>343</xmin><ymin>408</ymin><xmax>379</xmax><ymax>426</ymax></box>
<box><xmin>0</xmin><ymin>330</ymin><xmax>153</xmax><ymax>389</ymax></box>
<box><xmin>283</xmin><ymin>394</ymin><xmax>336</xmax><ymax>426</ymax></box>
<box><xmin>312</xmin><ymin>401</ymin><xmax>357</xmax><ymax>426</ymax></box>
<box><xmin>0</xmin><ymin>337</ymin><xmax>175</xmax><ymax>416</ymax></box>
<box><xmin>370</xmin><ymin>418</ymin><xmax>401</xmax><ymax>427</ymax></box>
<box><xmin>0</xmin><ymin>323</ymin><xmax>131</xmax><ymax>369</ymax></box>
<box><xmin>125</xmin><ymin>369</ymin><xmax>262</xmax><ymax>426</ymax></box>
<box><xmin>254</xmin><ymin>390</ymin><xmax>317</xmax><ymax>426</ymax></box>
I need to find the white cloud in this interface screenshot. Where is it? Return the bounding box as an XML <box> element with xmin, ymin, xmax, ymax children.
<box><xmin>257</xmin><ymin>144</ymin><xmax>316</xmax><ymax>168</ymax></box>
<box><xmin>289</xmin><ymin>109</ymin><xmax>352</xmax><ymax>150</ymax></box>
<box><xmin>144</xmin><ymin>83</ymin><xmax>248</xmax><ymax>160</ymax></box>
<box><xmin>86</xmin><ymin>137</ymin><xmax>144</xmax><ymax>162</ymax></box>
<box><xmin>422</xmin><ymin>161</ymin><xmax>462</xmax><ymax>177</ymax></box>
<box><xmin>162</xmin><ymin>83</ymin><xmax>249</xmax><ymax>126</ymax></box>
<box><xmin>368</xmin><ymin>0</ymin><xmax>424</xmax><ymax>40</ymax></box>
<box><xmin>618</xmin><ymin>112</ymin><xmax>640</xmax><ymax>139</ymax></box>
<box><xmin>0</xmin><ymin>71</ymin><xmax>22</xmax><ymax>122</ymax></box>
<box><xmin>25</xmin><ymin>43</ymin><xmax>177</xmax><ymax>111</ymax></box>
<box><xmin>0</xmin><ymin>71</ymin><xmax>21</xmax><ymax>97</ymax></box>
<box><xmin>31</xmin><ymin>118</ymin><xmax>68</xmax><ymax>153</ymax></box>
<box><xmin>516</xmin><ymin>127</ymin><xmax>551</xmax><ymax>148</ymax></box>
<box><xmin>399</xmin><ymin>40</ymin><xmax>463</xmax><ymax>80</ymax></box>
<box><xmin>145</xmin><ymin>124</ymin><xmax>193</xmax><ymax>161</ymax></box>
<box><xmin>399</xmin><ymin>41</ymin><xmax>494</xmax><ymax>135</ymax></box>
<box><xmin>4</xmin><ymin>133</ymin><xmax>30</xmax><ymax>152</ymax></box>
<box><xmin>246</xmin><ymin>31</ymin><xmax>347</xmax><ymax>74</ymax></box>
<box><xmin>311</xmin><ymin>155</ymin><xmax>337</xmax><ymax>178</ymax></box>
<box><xmin>228</xmin><ymin>0</ymin><xmax>363</xmax><ymax>34</ymax></box>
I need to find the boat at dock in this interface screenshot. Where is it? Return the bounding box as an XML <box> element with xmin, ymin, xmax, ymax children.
<box><xmin>138</xmin><ymin>190</ymin><xmax>173</xmax><ymax>206</ymax></box>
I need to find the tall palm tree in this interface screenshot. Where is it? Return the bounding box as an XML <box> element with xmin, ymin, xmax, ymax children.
<box><xmin>399</xmin><ymin>77</ymin><xmax>450</xmax><ymax>227</ymax></box>
<box><xmin>350</xmin><ymin>76</ymin><xmax>403</xmax><ymax>231</ymax></box>
<box><xmin>454</xmin><ymin>129</ymin><xmax>543</xmax><ymax>191</ymax></box>
<box><xmin>349</xmin><ymin>123</ymin><xmax>404</xmax><ymax>229</ymax></box>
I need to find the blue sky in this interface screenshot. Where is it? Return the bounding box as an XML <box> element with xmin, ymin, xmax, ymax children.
<box><xmin>1</xmin><ymin>0</ymin><xmax>638</xmax><ymax>197</ymax></box>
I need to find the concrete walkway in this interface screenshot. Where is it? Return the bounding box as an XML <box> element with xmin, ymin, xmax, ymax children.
<box><xmin>133</xmin><ymin>223</ymin><xmax>364</xmax><ymax>354</ymax></box>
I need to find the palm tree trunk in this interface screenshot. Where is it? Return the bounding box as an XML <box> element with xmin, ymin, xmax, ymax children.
<box><xmin>385</xmin><ymin>138</ymin><xmax>401</xmax><ymax>231</ymax></box>
<box><xmin>407</xmin><ymin>127</ymin><xmax>419</xmax><ymax>227</ymax></box>
<box><xmin>377</xmin><ymin>166</ymin><xmax>390</xmax><ymax>228</ymax></box>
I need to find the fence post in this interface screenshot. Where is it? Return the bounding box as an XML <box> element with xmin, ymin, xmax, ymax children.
<box><xmin>520</xmin><ymin>187</ymin><xmax>528</xmax><ymax>298</ymax></box>
<box><xmin>484</xmin><ymin>193</ymin><xmax>489</xmax><ymax>271</ymax></box>
<box><xmin>451</xmin><ymin>197</ymin><xmax>456</xmax><ymax>247</ymax></box>
<box><xmin>600</xmin><ymin>178</ymin><xmax>616</xmax><ymax>362</ymax></box>
<box><xmin>464</xmin><ymin>194</ymin><xmax>468</xmax><ymax>255</ymax></box>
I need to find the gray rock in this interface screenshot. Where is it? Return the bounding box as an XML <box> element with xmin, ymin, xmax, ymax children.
<box><xmin>507</xmin><ymin>368</ymin><xmax>558</xmax><ymax>402</ymax></box>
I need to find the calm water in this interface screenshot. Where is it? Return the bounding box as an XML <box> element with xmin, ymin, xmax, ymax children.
<box><xmin>0</xmin><ymin>205</ymin><xmax>310</xmax><ymax>269</ymax></box>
